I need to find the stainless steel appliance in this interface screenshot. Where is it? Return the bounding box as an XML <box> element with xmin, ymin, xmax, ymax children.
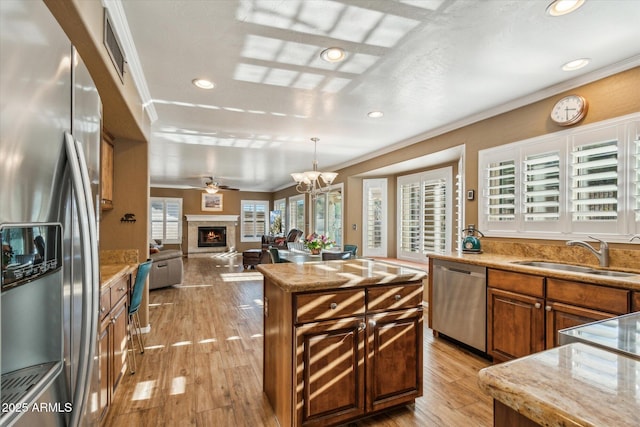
<box><xmin>431</xmin><ymin>259</ymin><xmax>487</xmax><ymax>352</ymax></box>
<box><xmin>1</xmin><ymin>1</ymin><xmax>101</xmax><ymax>425</ymax></box>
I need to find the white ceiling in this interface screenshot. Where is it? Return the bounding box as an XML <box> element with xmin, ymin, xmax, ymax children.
<box><xmin>115</xmin><ymin>0</ymin><xmax>640</xmax><ymax>192</ymax></box>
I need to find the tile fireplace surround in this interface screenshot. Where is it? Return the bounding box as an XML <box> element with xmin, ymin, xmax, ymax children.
<box><xmin>185</xmin><ymin>215</ymin><xmax>238</xmax><ymax>257</ymax></box>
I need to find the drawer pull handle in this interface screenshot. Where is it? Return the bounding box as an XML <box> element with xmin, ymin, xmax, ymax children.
<box><xmin>118</xmin><ymin>287</ymin><xmax>125</xmax><ymax>291</ymax></box>
<box><xmin>545</xmin><ymin>305</ymin><xmax>552</xmax><ymax>312</ymax></box>
<box><xmin>330</xmin><ymin>302</ymin><xmax>338</xmax><ymax>310</ymax></box>
<box><xmin>534</xmin><ymin>303</ymin><xmax>541</xmax><ymax>309</ymax></box>
<box><xmin>101</xmin><ymin>307</ymin><xmax>106</xmax><ymax>312</ymax></box>
<box><xmin>358</xmin><ymin>322</ymin><xmax>366</xmax><ymax>331</ymax></box>
<box><xmin>394</xmin><ymin>294</ymin><xmax>401</xmax><ymax>301</ymax></box>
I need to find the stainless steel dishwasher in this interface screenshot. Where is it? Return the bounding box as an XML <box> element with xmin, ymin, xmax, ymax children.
<box><xmin>431</xmin><ymin>259</ymin><xmax>487</xmax><ymax>352</ymax></box>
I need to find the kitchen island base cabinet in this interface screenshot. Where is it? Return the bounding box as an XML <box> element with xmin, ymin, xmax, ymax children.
<box><xmin>263</xmin><ymin>270</ymin><xmax>424</xmax><ymax>427</ymax></box>
<box><xmin>493</xmin><ymin>401</ymin><xmax>540</xmax><ymax>427</ymax></box>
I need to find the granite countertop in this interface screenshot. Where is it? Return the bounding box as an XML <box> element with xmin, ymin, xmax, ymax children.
<box><xmin>559</xmin><ymin>311</ymin><xmax>640</xmax><ymax>360</ymax></box>
<box><xmin>427</xmin><ymin>252</ymin><xmax>640</xmax><ymax>291</ymax></box>
<box><xmin>100</xmin><ymin>263</ymin><xmax>137</xmax><ymax>290</ymax></box>
<box><xmin>257</xmin><ymin>258</ymin><xmax>427</xmax><ymax>292</ymax></box>
<box><xmin>478</xmin><ymin>342</ymin><xmax>640</xmax><ymax>427</ymax></box>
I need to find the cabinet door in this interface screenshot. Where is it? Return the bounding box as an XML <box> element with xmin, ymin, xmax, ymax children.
<box><xmin>295</xmin><ymin>317</ymin><xmax>365</xmax><ymax>427</ymax></box>
<box><xmin>545</xmin><ymin>301</ymin><xmax>615</xmax><ymax>348</ymax></box>
<box><xmin>98</xmin><ymin>315</ymin><xmax>111</xmax><ymax>421</ymax></box>
<box><xmin>100</xmin><ymin>136</ymin><xmax>113</xmax><ymax>210</ymax></box>
<box><xmin>488</xmin><ymin>288</ymin><xmax>544</xmax><ymax>362</ymax></box>
<box><xmin>634</xmin><ymin>292</ymin><xmax>640</xmax><ymax>312</ymax></box>
<box><xmin>366</xmin><ymin>308</ymin><xmax>423</xmax><ymax>413</ymax></box>
<box><xmin>110</xmin><ymin>296</ymin><xmax>128</xmax><ymax>392</ymax></box>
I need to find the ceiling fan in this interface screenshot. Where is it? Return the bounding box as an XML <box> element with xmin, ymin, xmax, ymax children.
<box><xmin>202</xmin><ymin>177</ymin><xmax>239</xmax><ymax>193</ymax></box>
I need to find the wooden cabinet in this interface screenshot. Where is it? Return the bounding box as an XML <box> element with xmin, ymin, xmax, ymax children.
<box><xmin>265</xmin><ymin>279</ymin><xmax>423</xmax><ymax>427</ymax></box>
<box><xmin>100</xmin><ymin>135</ymin><xmax>114</xmax><ymax>210</ymax></box>
<box><xmin>98</xmin><ymin>273</ymin><xmax>130</xmax><ymax>423</ymax></box>
<box><xmin>632</xmin><ymin>292</ymin><xmax>640</xmax><ymax>312</ymax></box>
<box><xmin>487</xmin><ymin>269</ymin><xmax>630</xmax><ymax>362</ymax></box>
<box><xmin>544</xmin><ymin>278</ymin><xmax>628</xmax><ymax>348</ymax></box>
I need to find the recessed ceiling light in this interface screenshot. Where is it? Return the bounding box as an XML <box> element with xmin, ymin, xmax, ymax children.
<box><xmin>367</xmin><ymin>111</ymin><xmax>384</xmax><ymax>118</ymax></box>
<box><xmin>562</xmin><ymin>58</ymin><xmax>590</xmax><ymax>71</ymax></box>
<box><xmin>192</xmin><ymin>78</ymin><xmax>215</xmax><ymax>89</ymax></box>
<box><xmin>546</xmin><ymin>0</ymin><xmax>586</xmax><ymax>16</ymax></box>
<box><xmin>320</xmin><ymin>47</ymin><xmax>346</xmax><ymax>63</ymax></box>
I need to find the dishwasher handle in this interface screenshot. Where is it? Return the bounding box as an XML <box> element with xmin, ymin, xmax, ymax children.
<box><xmin>436</xmin><ymin>265</ymin><xmax>486</xmax><ymax>279</ymax></box>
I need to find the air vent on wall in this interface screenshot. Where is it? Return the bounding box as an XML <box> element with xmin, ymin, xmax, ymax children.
<box><xmin>104</xmin><ymin>8</ymin><xmax>126</xmax><ymax>82</ymax></box>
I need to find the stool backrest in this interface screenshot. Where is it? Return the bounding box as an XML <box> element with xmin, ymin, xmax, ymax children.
<box><xmin>321</xmin><ymin>251</ymin><xmax>352</xmax><ymax>261</ymax></box>
<box><xmin>129</xmin><ymin>259</ymin><xmax>153</xmax><ymax>315</ymax></box>
<box><xmin>269</xmin><ymin>248</ymin><xmax>281</xmax><ymax>263</ymax></box>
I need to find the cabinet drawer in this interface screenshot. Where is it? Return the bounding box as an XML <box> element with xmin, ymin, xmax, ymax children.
<box><xmin>110</xmin><ymin>277</ymin><xmax>129</xmax><ymax>305</ymax></box>
<box><xmin>488</xmin><ymin>269</ymin><xmax>544</xmax><ymax>297</ymax></box>
<box><xmin>367</xmin><ymin>284</ymin><xmax>423</xmax><ymax>312</ymax></box>
<box><xmin>295</xmin><ymin>289</ymin><xmax>365</xmax><ymax>324</ymax></box>
<box><xmin>99</xmin><ymin>289</ymin><xmax>111</xmax><ymax>319</ymax></box>
<box><xmin>546</xmin><ymin>278</ymin><xmax>629</xmax><ymax>314</ymax></box>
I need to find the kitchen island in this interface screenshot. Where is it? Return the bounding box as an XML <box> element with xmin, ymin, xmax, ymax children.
<box><xmin>258</xmin><ymin>259</ymin><xmax>426</xmax><ymax>427</ymax></box>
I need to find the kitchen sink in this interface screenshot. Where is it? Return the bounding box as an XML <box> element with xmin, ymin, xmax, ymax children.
<box><xmin>512</xmin><ymin>261</ymin><xmax>637</xmax><ymax>277</ymax></box>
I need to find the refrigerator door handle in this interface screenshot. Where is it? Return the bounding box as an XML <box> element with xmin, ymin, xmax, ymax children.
<box><xmin>64</xmin><ymin>131</ymin><xmax>98</xmax><ymax>427</ymax></box>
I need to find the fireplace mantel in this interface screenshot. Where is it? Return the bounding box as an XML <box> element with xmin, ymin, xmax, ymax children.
<box><xmin>185</xmin><ymin>215</ymin><xmax>238</xmax><ymax>222</ymax></box>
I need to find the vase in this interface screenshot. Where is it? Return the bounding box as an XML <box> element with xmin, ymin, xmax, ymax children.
<box><xmin>310</xmin><ymin>248</ymin><xmax>320</xmax><ymax>255</ymax></box>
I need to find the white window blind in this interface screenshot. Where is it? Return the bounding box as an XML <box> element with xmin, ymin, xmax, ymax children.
<box><xmin>478</xmin><ymin>113</ymin><xmax>638</xmax><ymax>241</ymax></box>
<box><xmin>423</xmin><ymin>178</ymin><xmax>448</xmax><ymax>253</ymax></box>
<box><xmin>241</xmin><ymin>200</ymin><xmax>268</xmax><ymax>242</ymax></box>
<box><xmin>150</xmin><ymin>197</ymin><xmax>182</xmax><ymax>244</ymax></box>
<box><xmin>571</xmin><ymin>139</ymin><xmax>618</xmax><ymax>222</ymax></box>
<box><xmin>524</xmin><ymin>151</ymin><xmax>560</xmax><ymax>222</ymax></box>
<box><xmin>366</xmin><ymin>187</ymin><xmax>384</xmax><ymax>250</ymax></box>
<box><xmin>486</xmin><ymin>160</ymin><xmax>516</xmax><ymax>222</ymax></box>
<box><xmin>399</xmin><ymin>182</ymin><xmax>421</xmax><ymax>254</ymax></box>
<box><xmin>398</xmin><ymin>167</ymin><xmax>452</xmax><ymax>261</ymax></box>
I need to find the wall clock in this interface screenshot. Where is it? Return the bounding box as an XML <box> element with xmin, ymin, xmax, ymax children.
<box><xmin>550</xmin><ymin>95</ymin><xmax>588</xmax><ymax>126</ymax></box>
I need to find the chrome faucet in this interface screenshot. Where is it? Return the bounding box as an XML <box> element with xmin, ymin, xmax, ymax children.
<box><xmin>566</xmin><ymin>236</ymin><xmax>609</xmax><ymax>267</ymax></box>
<box><xmin>630</xmin><ymin>235</ymin><xmax>640</xmax><ymax>242</ymax></box>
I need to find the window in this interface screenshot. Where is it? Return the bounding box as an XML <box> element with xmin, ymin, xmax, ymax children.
<box><xmin>241</xmin><ymin>200</ymin><xmax>268</xmax><ymax>242</ymax></box>
<box><xmin>479</xmin><ymin>113</ymin><xmax>639</xmax><ymax>241</ymax></box>
<box><xmin>273</xmin><ymin>198</ymin><xmax>286</xmax><ymax>233</ymax></box>
<box><xmin>313</xmin><ymin>185</ymin><xmax>343</xmax><ymax>246</ymax></box>
<box><xmin>288</xmin><ymin>194</ymin><xmax>305</xmax><ymax>232</ymax></box>
<box><xmin>397</xmin><ymin>167</ymin><xmax>453</xmax><ymax>262</ymax></box>
<box><xmin>150</xmin><ymin>197</ymin><xmax>182</xmax><ymax>244</ymax></box>
<box><xmin>363</xmin><ymin>178</ymin><xmax>387</xmax><ymax>257</ymax></box>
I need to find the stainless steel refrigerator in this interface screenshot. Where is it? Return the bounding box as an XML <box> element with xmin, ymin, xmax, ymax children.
<box><xmin>1</xmin><ymin>1</ymin><xmax>101</xmax><ymax>426</ymax></box>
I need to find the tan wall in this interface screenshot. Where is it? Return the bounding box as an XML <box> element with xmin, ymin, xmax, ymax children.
<box><xmin>335</xmin><ymin>67</ymin><xmax>640</xmax><ymax>255</ymax></box>
<box><xmin>150</xmin><ymin>188</ymin><xmax>272</xmax><ymax>253</ymax></box>
<box><xmin>101</xmin><ymin>137</ymin><xmax>150</xmax><ymax>325</ymax></box>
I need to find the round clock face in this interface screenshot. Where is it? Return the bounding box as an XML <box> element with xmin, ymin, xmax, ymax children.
<box><xmin>550</xmin><ymin>95</ymin><xmax>588</xmax><ymax>126</ymax></box>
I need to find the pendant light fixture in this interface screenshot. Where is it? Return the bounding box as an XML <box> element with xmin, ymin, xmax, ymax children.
<box><xmin>291</xmin><ymin>137</ymin><xmax>338</xmax><ymax>198</ymax></box>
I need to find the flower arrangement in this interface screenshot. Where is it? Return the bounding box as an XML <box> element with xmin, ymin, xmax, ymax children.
<box><xmin>303</xmin><ymin>233</ymin><xmax>335</xmax><ymax>254</ymax></box>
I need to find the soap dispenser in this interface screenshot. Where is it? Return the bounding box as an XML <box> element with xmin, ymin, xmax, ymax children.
<box><xmin>461</xmin><ymin>225</ymin><xmax>484</xmax><ymax>253</ymax></box>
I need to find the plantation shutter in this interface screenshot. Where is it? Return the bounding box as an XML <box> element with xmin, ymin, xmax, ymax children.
<box><xmin>633</xmin><ymin>135</ymin><xmax>640</xmax><ymax>223</ymax></box>
<box><xmin>241</xmin><ymin>201</ymin><xmax>268</xmax><ymax>242</ymax></box>
<box><xmin>366</xmin><ymin>186</ymin><xmax>383</xmax><ymax>250</ymax></box>
<box><xmin>150</xmin><ymin>198</ymin><xmax>182</xmax><ymax>244</ymax></box>
<box><xmin>486</xmin><ymin>159</ymin><xmax>516</xmax><ymax>222</ymax></box>
<box><xmin>399</xmin><ymin>182</ymin><xmax>421</xmax><ymax>254</ymax></box>
<box><xmin>571</xmin><ymin>139</ymin><xmax>618</xmax><ymax>222</ymax></box>
<box><xmin>423</xmin><ymin>177</ymin><xmax>447</xmax><ymax>253</ymax></box>
<box><xmin>523</xmin><ymin>151</ymin><xmax>561</xmax><ymax>222</ymax></box>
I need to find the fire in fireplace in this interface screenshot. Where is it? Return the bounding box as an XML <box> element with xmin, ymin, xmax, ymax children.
<box><xmin>197</xmin><ymin>226</ymin><xmax>227</xmax><ymax>248</ymax></box>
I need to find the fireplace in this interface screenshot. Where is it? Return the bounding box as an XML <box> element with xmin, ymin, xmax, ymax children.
<box><xmin>198</xmin><ymin>226</ymin><xmax>227</xmax><ymax>247</ymax></box>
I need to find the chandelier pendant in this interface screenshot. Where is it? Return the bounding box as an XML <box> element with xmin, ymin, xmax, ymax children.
<box><xmin>291</xmin><ymin>137</ymin><xmax>338</xmax><ymax>198</ymax></box>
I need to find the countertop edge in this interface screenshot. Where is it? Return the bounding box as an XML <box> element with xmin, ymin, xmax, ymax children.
<box><xmin>100</xmin><ymin>263</ymin><xmax>137</xmax><ymax>290</ymax></box>
<box><xmin>427</xmin><ymin>252</ymin><xmax>640</xmax><ymax>291</ymax></box>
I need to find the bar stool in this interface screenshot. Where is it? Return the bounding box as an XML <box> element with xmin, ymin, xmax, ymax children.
<box><xmin>128</xmin><ymin>259</ymin><xmax>153</xmax><ymax>374</ymax></box>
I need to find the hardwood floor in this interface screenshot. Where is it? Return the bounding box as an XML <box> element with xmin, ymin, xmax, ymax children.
<box><xmin>104</xmin><ymin>256</ymin><xmax>492</xmax><ymax>427</ymax></box>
